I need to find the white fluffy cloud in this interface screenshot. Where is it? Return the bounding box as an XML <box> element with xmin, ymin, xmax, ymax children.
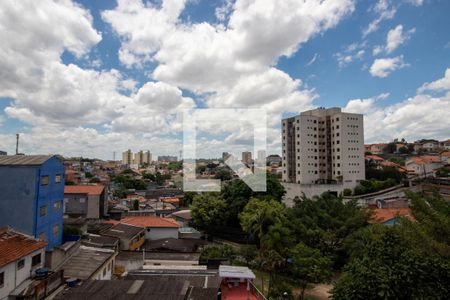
<box><xmin>363</xmin><ymin>0</ymin><xmax>397</xmax><ymax>37</ymax></box>
<box><xmin>369</xmin><ymin>55</ymin><xmax>407</xmax><ymax>78</ymax></box>
<box><xmin>345</xmin><ymin>69</ymin><xmax>450</xmax><ymax>143</ymax></box>
<box><xmin>417</xmin><ymin>68</ymin><xmax>450</xmax><ymax>93</ymax></box>
<box><xmin>104</xmin><ymin>0</ymin><xmax>355</xmax><ymax>94</ymax></box>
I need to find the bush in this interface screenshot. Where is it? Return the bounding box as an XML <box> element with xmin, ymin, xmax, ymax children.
<box><xmin>63</xmin><ymin>225</ymin><xmax>82</xmax><ymax>236</ymax></box>
<box><xmin>354</xmin><ymin>179</ymin><xmax>398</xmax><ymax>195</ymax></box>
<box><xmin>200</xmin><ymin>245</ymin><xmax>235</xmax><ymax>261</ymax></box>
<box><xmin>343</xmin><ymin>188</ymin><xmax>352</xmax><ymax>196</ymax></box>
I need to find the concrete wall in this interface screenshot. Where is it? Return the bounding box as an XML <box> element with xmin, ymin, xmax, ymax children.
<box><xmin>0</xmin><ymin>248</ymin><xmax>45</xmax><ymax>300</ymax></box>
<box><xmin>145</xmin><ymin>227</ymin><xmax>178</xmax><ymax>240</ymax></box>
<box><xmin>64</xmin><ymin>194</ymin><xmax>88</xmax><ymax>216</ymax></box>
<box><xmin>91</xmin><ymin>256</ymin><xmax>115</xmax><ymax>280</ymax></box>
<box><xmin>282</xmin><ymin>182</ymin><xmax>347</xmax><ymax>207</ymax></box>
<box><xmin>87</xmin><ymin>195</ymin><xmax>100</xmax><ymax>219</ymax></box>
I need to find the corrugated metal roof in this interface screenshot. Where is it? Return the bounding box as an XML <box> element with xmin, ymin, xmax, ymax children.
<box><xmin>0</xmin><ymin>155</ymin><xmax>53</xmax><ymax>166</ymax></box>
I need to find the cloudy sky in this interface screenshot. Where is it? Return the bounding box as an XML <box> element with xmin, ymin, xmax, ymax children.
<box><xmin>0</xmin><ymin>0</ymin><xmax>449</xmax><ymax>159</ymax></box>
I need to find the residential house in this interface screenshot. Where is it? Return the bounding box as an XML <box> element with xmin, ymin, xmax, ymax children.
<box><xmin>99</xmin><ymin>223</ymin><xmax>145</xmax><ymax>251</ymax></box>
<box><xmin>64</xmin><ymin>185</ymin><xmax>108</xmax><ymax>219</ymax></box>
<box><xmin>58</xmin><ymin>246</ymin><xmax>116</xmax><ymax>281</ymax></box>
<box><xmin>369</xmin><ymin>208</ymin><xmax>414</xmax><ymax>225</ymax></box>
<box><xmin>405</xmin><ymin>156</ymin><xmax>444</xmax><ymax>177</ymax></box>
<box><xmin>364</xmin><ymin>143</ymin><xmax>386</xmax><ymax>154</ymax></box>
<box><xmin>365</xmin><ymin>154</ymin><xmax>385</xmax><ymax>166</ymax></box>
<box><xmin>57</xmin><ymin>275</ymin><xmax>220</xmax><ymax>300</ymax></box>
<box><xmin>0</xmin><ymin>155</ymin><xmax>65</xmax><ymax>250</ymax></box>
<box><xmin>169</xmin><ymin>210</ymin><xmax>192</xmax><ymax>226</ymax></box>
<box><xmin>121</xmin><ymin>216</ymin><xmax>180</xmax><ymax>240</ymax></box>
<box><xmin>266</xmin><ymin>154</ymin><xmax>282</xmax><ymax>166</ymax></box>
<box><xmin>422</xmin><ymin>140</ymin><xmax>439</xmax><ymax>152</ymax></box>
<box><xmin>440</xmin><ymin>139</ymin><xmax>450</xmax><ymax>150</ymax></box>
<box><xmin>0</xmin><ymin>228</ymin><xmax>47</xmax><ymax>300</ymax></box>
<box><xmin>440</xmin><ymin>151</ymin><xmax>450</xmax><ymax>164</ymax></box>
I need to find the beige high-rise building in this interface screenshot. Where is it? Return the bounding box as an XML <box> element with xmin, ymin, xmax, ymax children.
<box><xmin>134</xmin><ymin>150</ymin><xmax>152</xmax><ymax>166</ymax></box>
<box><xmin>242</xmin><ymin>151</ymin><xmax>252</xmax><ymax>165</ymax></box>
<box><xmin>122</xmin><ymin>149</ymin><xmax>133</xmax><ymax>165</ymax></box>
<box><xmin>282</xmin><ymin>107</ymin><xmax>365</xmax><ymax>187</ymax></box>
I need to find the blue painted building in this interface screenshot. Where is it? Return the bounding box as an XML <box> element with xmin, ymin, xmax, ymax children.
<box><xmin>0</xmin><ymin>155</ymin><xmax>65</xmax><ymax>250</ymax></box>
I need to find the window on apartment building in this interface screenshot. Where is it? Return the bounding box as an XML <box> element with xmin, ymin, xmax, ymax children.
<box><xmin>336</xmin><ymin>117</ymin><xmax>339</xmax><ymax>121</ymax></box>
<box><xmin>40</xmin><ymin>205</ymin><xmax>47</xmax><ymax>217</ymax></box>
<box><xmin>53</xmin><ymin>224</ymin><xmax>59</xmax><ymax>236</ymax></box>
<box><xmin>32</xmin><ymin>254</ymin><xmax>41</xmax><ymax>267</ymax></box>
<box><xmin>17</xmin><ymin>259</ymin><xmax>25</xmax><ymax>269</ymax></box>
<box><xmin>0</xmin><ymin>271</ymin><xmax>4</xmax><ymax>287</ymax></box>
<box><xmin>40</xmin><ymin>175</ymin><xmax>49</xmax><ymax>185</ymax></box>
<box><xmin>336</xmin><ymin>125</ymin><xmax>340</xmax><ymax>129</ymax></box>
<box><xmin>55</xmin><ymin>174</ymin><xmax>62</xmax><ymax>183</ymax></box>
<box><xmin>53</xmin><ymin>200</ymin><xmax>62</xmax><ymax>212</ymax></box>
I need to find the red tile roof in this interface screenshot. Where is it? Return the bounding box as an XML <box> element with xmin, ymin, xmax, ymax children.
<box><xmin>369</xmin><ymin>208</ymin><xmax>414</xmax><ymax>224</ymax></box>
<box><xmin>365</xmin><ymin>155</ymin><xmax>384</xmax><ymax>162</ymax></box>
<box><xmin>64</xmin><ymin>185</ymin><xmax>105</xmax><ymax>195</ymax></box>
<box><xmin>381</xmin><ymin>161</ymin><xmax>400</xmax><ymax>167</ymax></box>
<box><xmin>408</xmin><ymin>156</ymin><xmax>441</xmax><ymax>165</ymax></box>
<box><xmin>0</xmin><ymin>228</ymin><xmax>47</xmax><ymax>267</ymax></box>
<box><xmin>121</xmin><ymin>216</ymin><xmax>180</xmax><ymax>228</ymax></box>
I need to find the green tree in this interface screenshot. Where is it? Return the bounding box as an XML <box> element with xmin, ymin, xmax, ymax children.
<box><xmin>287</xmin><ymin>193</ymin><xmax>370</xmax><ymax>268</ymax></box>
<box><xmin>142</xmin><ymin>172</ymin><xmax>156</xmax><ymax>181</ymax></box>
<box><xmin>383</xmin><ymin>142</ymin><xmax>397</xmax><ymax>154</ymax></box>
<box><xmin>239</xmin><ymin>198</ymin><xmax>285</xmax><ymax>241</ymax></box>
<box><xmin>290</xmin><ymin>243</ymin><xmax>333</xmax><ymax>300</ymax></box>
<box><xmin>183</xmin><ymin>191</ymin><xmax>196</xmax><ymax>207</ymax></box>
<box><xmin>190</xmin><ymin>194</ymin><xmax>228</xmax><ymax>234</ymax></box>
<box><xmin>214</xmin><ymin>169</ymin><xmax>232</xmax><ymax>181</ymax></box>
<box><xmin>333</xmin><ymin>224</ymin><xmax>450</xmax><ymax>300</ymax></box>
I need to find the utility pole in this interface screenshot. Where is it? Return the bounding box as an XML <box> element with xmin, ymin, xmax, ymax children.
<box><xmin>15</xmin><ymin>134</ymin><xmax>19</xmax><ymax>155</ymax></box>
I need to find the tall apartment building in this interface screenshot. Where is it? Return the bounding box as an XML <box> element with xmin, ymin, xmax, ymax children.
<box><xmin>122</xmin><ymin>149</ymin><xmax>133</xmax><ymax>165</ymax></box>
<box><xmin>134</xmin><ymin>150</ymin><xmax>151</xmax><ymax>166</ymax></box>
<box><xmin>282</xmin><ymin>107</ymin><xmax>365</xmax><ymax>188</ymax></box>
<box><xmin>0</xmin><ymin>155</ymin><xmax>65</xmax><ymax>250</ymax></box>
<box><xmin>241</xmin><ymin>151</ymin><xmax>252</xmax><ymax>165</ymax></box>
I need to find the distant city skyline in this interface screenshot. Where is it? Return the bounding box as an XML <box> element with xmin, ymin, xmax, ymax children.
<box><xmin>0</xmin><ymin>0</ymin><xmax>449</xmax><ymax>159</ymax></box>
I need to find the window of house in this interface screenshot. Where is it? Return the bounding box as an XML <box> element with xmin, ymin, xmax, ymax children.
<box><xmin>0</xmin><ymin>271</ymin><xmax>4</xmax><ymax>287</ymax></box>
<box><xmin>53</xmin><ymin>224</ymin><xmax>59</xmax><ymax>236</ymax></box>
<box><xmin>79</xmin><ymin>197</ymin><xmax>86</xmax><ymax>203</ymax></box>
<box><xmin>55</xmin><ymin>174</ymin><xmax>62</xmax><ymax>183</ymax></box>
<box><xmin>39</xmin><ymin>232</ymin><xmax>46</xmax><ymax>241</ymax></box>
<box><xmin>32</xmin><ymin>254</ymin><xmax>41</xmax><ymax>267</ymax></box>
<box><xmin>40</xmin><ymin>205</ymin><xmax>47</xmax><ymax>217</ymax></box>
<box><xmin>53</xmin><ymin>200</ymin><xmax>62</xmax><ymax>212</ymax></box>
<box><xmin>17</xmin><ymin>259</ymin><xmax>25</xmax><ymax>270</ymax></box>
<box><xmin>40</xmin><ymin>175</ymin><xmax>49</xmax><ymax>185</ymax></box>
<box><xmin>103</xmin><ymin>268</ymin><xmax>106</xmax><ymax>277</ymax></box>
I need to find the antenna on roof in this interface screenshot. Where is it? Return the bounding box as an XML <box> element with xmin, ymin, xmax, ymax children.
<box><xmin>16</xmin><ymin>134</ymin><xmax>19</xmax><ymax>155</ymax></box>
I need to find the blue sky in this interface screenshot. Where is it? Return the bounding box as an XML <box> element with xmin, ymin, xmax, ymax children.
<box><xmin>0</xmin><ymin>0</ymin><xmax>449</xmax><ymax>159</ymax></box>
